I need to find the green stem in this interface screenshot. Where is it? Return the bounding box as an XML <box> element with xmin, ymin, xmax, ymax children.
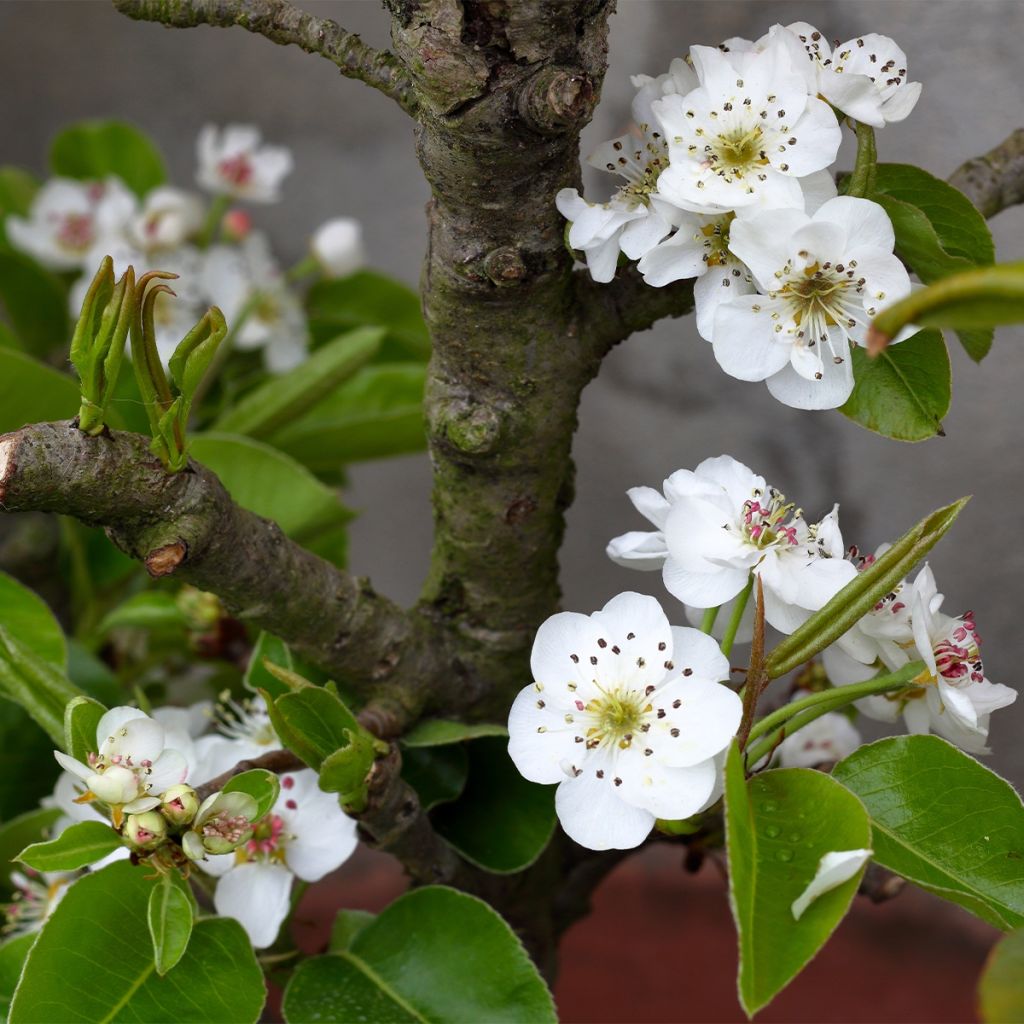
<box><xmin>720</xmin><ymin>575</ymin><xmax>754</xmax><ymax>658</ymax></box>
<box><xmin>845</xmin><ymin>120</ymin><xmax>878</xmax><ymax>198</ymax></box>
<box><xmin>197</xmin><ymin>194</ymin><xmax>230</xmax><ymax>249</ymax></box>
<box><xmin>286</xmin><ymin>254</ymin><xmax>320</xmax><ymax>283</ymax></box>
<box><xmin>700</xmin><ymin>606</ymin><xmax>720</xmax><ymax>635</ymax></box>
<box><xmin>743</xmin><ymin>660</ymin><xmax>925</xmax><ymax>767</ymax></box>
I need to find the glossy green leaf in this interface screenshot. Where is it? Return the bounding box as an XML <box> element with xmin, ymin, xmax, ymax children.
<box><xmin>270</xmin><ymin>364</ymin><xmax>426</xmax><ymax>471</ymax></box>
<box><xmin>873</xmin><ymin>162</ymin><xmax>996</xmax><ymax>360</ymax></box>
<box><xmin>328</xmin><ymin>909</ymin><xmax>376</xmax><ymax>953</ymax></box>
<box><xmin>0</xmin><ymin>809</ymin><xmax>62</xmax><ymax>895</ymax></box>
<box><xmin>724</xmin><ymin>743</ymin><xmax>871</xmax><ymax>1016</ymax></box>
<box><xmin>0</xmin><ymin>627</ymin><xmax>83</xmax><ymax>747</ymax></box>
<box><xmin>49</xmin><ymin>120</ymin><xmax>166</xmax><ymax>198</ymax></box>
<box><xmin>147</xmin><ymin>874</ymin><xmax>193</xmax><ymax>976</ymax></box>
<box><xmin>18</xmin><ymin>821</ymin><xmax>124</xmax><ymax>872</ymax></box>
<box><xmin>401</xmin><ymin>745</ymin><xmax>468</xmax><ymax>811</ymax></box>
<box><xmin>0</xmin><ymin>350</ymin><xmax>78</xmax><ymax>435</ymax></box>
<box><xmin>306</xmin><ymin>272</ymin><xmax>430</xmax><ymax>361</ymax></box>
<box><xmin>0</xmin><ymin>934</ymin><xmax>35</xmax><ymax>1020</ymax></box>
<box><xmin>223</xmin><ymin>769</ymin><xmax>281</xmax><ymax>821</ymax></box>
<box><xmin>188</xmin><ymin>433</ymin><xmax>353</xmax><ymax>561</ymax></box>
<box><xmin>96</xmin><ymin>591</ymin><xmax>187</xmax><ymax>636</ymax></box>
<box><xmin>244</xmin><ymin>632</ymin><xmax>295</xmax><ymax>700</ymax></box>
<box><xmin>11</xmin><ymin>861</ymin><xmax>265</xmax><ymax>1023</ymax></box>
<box><xmin>213</xmin><ymin>327</ymin><xmax>383</xmax><ymax>439</ymax></box>
<box><xmin>63</xmin><ymin>696</ymin><xmax>106</xmax><ymax>764</ymax></box>
<box><xmin>840</xmin><ymin>329</ymin><xmax>950</xmax><ymax>441</ymax></box>
<box><xmin>282</xmin><ymin>886</ymin><xmax>556</xmax><ymax>1024</ymax></box>
<box><xmin>0</xmin><ymin>251</ymin><xmax>69</xmax><ymax>358</ymax></box>
<box><xmin>979</xmin><ymin>926</ymin><xmax>1024</xmax><ymax>1023</ymax></box>
<box><xmin>833</xmin><ymin>735</ymin><xmax>1024</xmax><ymax>930</ymax></box>
<box><xmin>318</xmin><ymin>733</ymin><xmax>377</xmax><ymax>809</ymax></box>
<box><xmin>432</xmin><ymin>737</ymin><xmax>556</xmax><ymax>874</ymax></box>
<box><xmin>0</xmin><ymin>166</ymin><xmax>38</xmax><ymax>249</ymax></box>
<box><xmin>0</xmin><ymin>706</ymin><xmax>60</xmax><ymax>821</ymax></box>
<box><xmin>0</xmin><ymin>573</ymin><xmax>65</xmax><ymax>670</ymax></box>
<box><xmin>401</xmin><ymin>719</ymin><xmax>509</xmax><ymax>748</ymax></box>
<box><xmin>765</xmin><ymin>496</ymin><xmax>968</xmax><ymax>678</ymax></box>
<box><xmin>273</xmin><ymin>687</ymin><xmax>362</xmax><ymax>771</ymax></box>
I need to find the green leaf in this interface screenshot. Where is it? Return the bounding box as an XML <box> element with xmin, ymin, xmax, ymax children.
<box><xmin>188</xmin><ymin>433</ymin><xmax>353</xmax><ymax>560</ymax></box>
<box><xmin>0</xmin><ymin>706</ymin><xmax>60</xmax><ymax>820</ymax></box>
<box><xmin>213</xmin><ymin>327</ymin><xmax>383</xmax><ymax>439</ymax></box>
<box><xmin>147</xmin><ymin>874</ymin><xmax>193</xmax><ymax>976</ymax></box>
<box><xmin>0</xmin><ymin>350</ymin><xmax>79</xmax><ymax>434</ymax></box>
<box><xmin>11</xmin><ymin>861</ymin><xmax>265</xmax><ymax>1023</ymax></box>
<box><xmin>318</xmin><ymin>733</ymin><xmax>377</xmax><ymax>804</ymax></box>
<box><xmin>873</xmin><ymin>162</ymin><xmax>997</xmax><ymax>360</ymax></box>
<box><xmin>765</xmin><ymin>496</ymin><xmax>969</xmax><ymax>678</ymax></box>
<box><xmin>328</xmin><ymin>909</ymin><xmax>376</xmax><ymax>953</ymax></box>
<box><xmin>270</xmin><ymin>364</ymin><xmax>426</xmax><ymax>472</ymax></box>
<box><xmin>432</xmin><ymin>737</ymin><xmax>556</xmax><ymax>874</ymax></box>
<box><xmin>49</xmin><ymin>120</ymin><xmax>166</xmax><ymax>198</ymax></box>
<box><xmin>0</xmin><ymin>809</ymin><xmax>62</xmax><ymax>895</ymax></box>
<box><xmin>0</xmin><ymin>934</ymin><xmax>35</xmax><ymax>1020</ymax></box>
<box><xmin>0</xmin><ymin>626</ymin><xmax>83</xmax><ymax>747</ymax></box>
<box><xmin>0</xmin><ymin>573</ymin><xmax>65</xmax><ymax>670</ymax></box>
<box><xmin>0</xmin><ymin>251</ymin><xmax>69</xmax><ymax>358</ymax></box>
<box><xmin>282</xmin><ymin>886</ymin><xmax>556</xmax><ymax>1024</ymax></box>
<box><xmin>66</xmin><ymin>641</ymin><xmax>121</xmax><ymax>708</ymax></box>
<box><xmin>401</xmin><ymin>745</ymin><xmax>468</xmax><ymax>811</ymax></box>
<box><xmin>401</xmin><ymin>719</ymin><xmax>509</xmax><ymax>748</ymax></box>
<box><xmin>833</xmin><ymin>735</ymin><xmax>1024</xmax><ymax>930</ymax></box>
<box><xmin>979</xmin><ymin>927</ymin><xmax>1024</xmax><ymax>1023</ymax></box>
<box><xmin>840</xmin><ymin>328</ymin><xmax>950</xmax><ymax>441</ymax></box>
<box><xmin>244</xmin><ymin>632</ymin><xmax>295</xmax><ymax>700</ymax></box>
<box><xmin>306</xmin><ymin>272</ymin><xmax>430</xmax><ymax>362</ymax></box>
<box><xmin>96</xmin><ymin>592</ymin><xmax>187</xmax><ymax>636</ymax></box>
<box><xmin>273</xmin><ymin>687</ymin><xmax>362</xmax><ymax>771</ymax></box>
<box><xmin>724</xmin><ymin>743</ymin><xmax>871</xmax><ymax>1017</ymax></box>
<box><xmin>18</xmin><ymin>821</ymin><xmax>124</xmax><ymax>872</ymax></box>
<box><xmin>223</xmin><ymin>769</ymin><xmax>281</xmax><ymax>821</ymax></box>
<box><xmin>0</xmin><ymin>166</ymin><xmax>39</xmax><ymax>240</ymax></box>
<box><xmin>63</xmin><ymin>696</ymin><xmax>106</xmax><ymax>763</ymax></box>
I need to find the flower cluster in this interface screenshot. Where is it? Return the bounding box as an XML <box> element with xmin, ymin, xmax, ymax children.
<box><xmin>609</xmin><ymin>454</ymin><xmax>1017</xmax><ymax>754</ymax></box>
<box><xmin>33</xmin><ymin>697</ymin><xmax>358</xmax><ymax>949</ymax></box>
<box><xmin>6</xmin><ymin>124</ymin><xmax>364</xmax><ymax>371</ymax></box>
<box><xmin>560</xmin><ymin>22</ymin><xmax>921</xmax><ymax>409</ymax></box>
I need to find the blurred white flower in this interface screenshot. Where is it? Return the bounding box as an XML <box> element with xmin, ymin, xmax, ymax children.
<box><xmin>773</xmin><ymin>705</ymin><xmax>861</xmax><ymax>768</ymax></box>
<box><xmin>196</xmin><ymin>124</ymin><xmax>293</xmax><ymax>203</ymax></box>
<box><xmin>127</xmin><ymin>186</ymin><xmax>204</xmax><ymax>252</ymax></box>
<box><xmin>7</xmin><ymin>177</ymin><xmax>135</xmax><ymax>271</ymax></box>
<box><xmin>311</xmin><ymin>217</ymin><xmax>365</xmax><ymax>277</ymax></box>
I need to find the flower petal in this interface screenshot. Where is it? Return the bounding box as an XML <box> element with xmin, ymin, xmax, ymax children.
<box><xmin>791</xmin><ymin>849</ymin><xmax>872</xmax><ymax>920</ymax></box>
<box><xmin>766</xmin><ymin>349</ymin><xmax>854</xmax><ymax>409</ymax></box>
<box><xmin>554</xmin><ymin>769</ymin><xmax>654</xmax><ymax>850</ymax></box>
<box><xmin>606</xmin><ymin>530</ymin><xmax>668</xmax><ymax>571</ymax></box>
<box><xmin>214</xmin><ymin>862</ymin><xmax>293</xmax><ymax>948</ymax></box>
<box><xmin>651</xmin><ymin>676</ymin><xmax>741</xmax><ymax>768</ymax></box>
<box><xmin>713</xmin><ymin>297</ymin><xmax>793</xmax><ymax>382</ymax></box>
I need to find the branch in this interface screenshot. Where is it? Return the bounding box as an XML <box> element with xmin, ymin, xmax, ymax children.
<box><xmin>195</xmin><ymin>746</ymin><xmax>304</xmax><ymax>800</ymax></box>
<box><xmin>949</xmin><ymin>128</ymin><xmax>1024</xmax><ymax>218</ymax></box>
<box><xmin>577</xmin><ymin>267</ymin><xmax>695</xmax><ymax>360</ymax></box>
<box><xmin>112</xmin><ymin>0</ymin><xmax>418</xmax><ymax>115</ymax></box>
<box><xmin>0</xmin><ymin>422</ymin><xmax>443</xmax><ymax>726</ymax></box>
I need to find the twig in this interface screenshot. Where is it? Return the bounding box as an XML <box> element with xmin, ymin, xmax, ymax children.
<box><xmin>195</xmin><ymin>746</ymin><xmax>305</xmax><ymax>800</ymax></box>
<box><xmin>949</xmin><ymin>128</ymin><xmax>1024</xmax><ymax>218</ymax></box>
<box><xmin>112</xmin><ymin>0</ymin><xmax>418</xmax><ymax>115</ymax></box>
<box><xmin>735</xmin><ymin>576</ymin><xmax>766</xmax><ymax>752</ymax></box>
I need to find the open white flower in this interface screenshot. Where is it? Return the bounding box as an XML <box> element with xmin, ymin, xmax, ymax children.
<box><xmin>791</xmin><ymin>849</ymin><xmax>872</xmax><ymax>920</ymax></box>
<box><xmin>715</xmin><ymin>195</ymin><xmax>911</xmax><ymax>409</ymax></box>
<box><xmin>203</xmin><ymin>233</ymin><xmax>308</xmax><ymax>371</ymax></box>
<box><xmin>508</xmin><ymin>592</ymin><xmax>741</xmax><ymax>851</ymax></box>
<box><xmin>201</xmin><ymin>769</ymin><xmax>359</xmax><ymax>948</ymax></box>
<box><xmin>53</xmin><ymin>707</ymin><xmax>188</xmax><ymax>819</ymax></box>
<box><xmin>770</xmin><ymin>23</ymin><xmax>921</xmax><ymax>127</ymax></box>
<box><xmin>3</xmin><ymin>869</ymin><xmax>75</xmax><ymax>939</ymax></box>
<box><xmin>617</xmin><ymin>455</ymin><xmax>856</xmax><ymax>627</ymax></box>
<box><xmin>773</xmin><ymin>706</ymin><xmax>862</xmax><ymax>768</ymax></box>
<box><xmin>311</xmin><ymin>217</ymin><xmax>365</xmax><ymax>277</ymax></box>
<box><xmin>7</xmin><ymin>177</ymin><xmax>135</xmax><ymax>271</ymax></box>
<box><xmin>192</xmin><ymin>693</ymin><xmax>281</xmax><ymax>784</ymax></box>
<box><xmin>196</xmin><ymin>124</ymin><xmax>293</xmax><ymax>203</ymax></box>
<box><xmin>127</xmin><ymin>186</ymin><xmax>204</xmax><ymax>252</ymax></box>
<box><xmin>653</xmin><ymin>37</ymin><xmax>841</xmax><ymax>214</ymax></box>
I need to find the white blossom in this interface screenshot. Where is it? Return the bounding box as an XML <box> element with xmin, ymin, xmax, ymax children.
<box><xmin>127</xmin><ymin>186</ymin><xmax>204</xmax><ymax>252</ymax></box>
<box><xmin>201</xmin><ymin>769</ymin><xmax>359</xmax><ymax>948</ymax></box>
<box><xmin>196</xmin><ymin>124</ymin><xmax>293</xmax><ymax>203</ymax></box>
<box><xmin>773</xmin><ymin>706</ymin><xmax>861</xmax><ymax>768</ymax></box>
<box><xmin>203</xmin><ymin>233</ymin><xmax>308</xmax><ymax>372</ymax></box>
<box><xmin>791</xmin><ymin>849</ymin><xmax>872</xmax><ymax>920</ymax></box>
<box><xmin>507</xmin><ymin>592</ymin><xmax>741</xmax><ymax>851</ymax></box>
<box><xmin>3</xmin><ymin>869</ymin><xmax>75</xmax><ymax>939</ymax></box>
<box><xmin>193</xmin><ymin>693</ymin><xmax>281</xmax><ymax>784</ymax></box>
<box><xmin>53</xmin><ymin>707</ymin><xmax>188</xmax><ymax>817</ymax></box>
<box><xmin>311</xmin><ymin>217</ymin><xmax>365</xmax><ymax>277</ymax></box>
<box><xmin>715</xmin><ymin>196</ymin><xmax>911</xmax><ymax>409</ymax></box>
<box><xmin>7</xmin><ymin>177</ymin><xmax>135</xmax><ymax>271</ymax></box>
<box><xmin>653</xmin><ymin>36</ymin><xmax>842</xmax><ymax>214</ymax></box>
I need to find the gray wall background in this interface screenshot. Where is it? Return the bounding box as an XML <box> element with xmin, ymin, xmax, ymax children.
<box><xmin>3</xmin><ymin>1</ymin><xmax>1023</xmax><ymax>782</ymax></box>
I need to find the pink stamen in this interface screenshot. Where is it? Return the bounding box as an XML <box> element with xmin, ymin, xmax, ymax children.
<box><xmin>218</xmin><ymin>154</ymin><xmax>253</xmax><ymax>187</ymax></box>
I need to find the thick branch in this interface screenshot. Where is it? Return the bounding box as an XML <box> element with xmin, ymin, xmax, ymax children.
<box><xmin>0</xmin><ymin>422</ymin><xmax>443</xmax><ymax>726</ymax></box>
<box><xmin>112</xmin><ymin>0</ymin><xmax>417</xmax><ymax>115</ymax></box>
<box><xmin>949</xmin><ymin>128</ymin><xmax>1024</xmax><ymax>218</ymax></box>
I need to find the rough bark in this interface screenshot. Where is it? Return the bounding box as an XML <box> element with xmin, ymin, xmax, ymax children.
<box><xmin>949</xmin><ymin>128</ymin><xmax>1024</xmax><ymax>218</ymax></box>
